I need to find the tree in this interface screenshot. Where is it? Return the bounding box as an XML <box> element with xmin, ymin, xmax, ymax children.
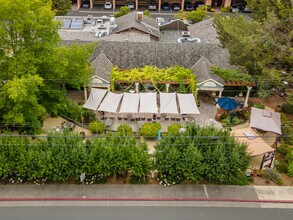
<box><xmin>114</xmin><ymin>6</ymin><xmax>131</xmax><ymax>18</ymax></box>
<box><xmin>51</xmin><ymin>0</ymin><xmax>72</xmax><ymax>15</ymax></box>
<box><xmin>174</xmin><ymin>7</ymin><xmax>209</xmax><ymax>24</ymax></box>
<box><xmin>0</xmin><ymin>0</ymin><xmax>95</xmax><ymax>133</ymax></box>
<box><xmin>213</xmin><ymin>0</ymin><xmax>293</xmax><ymax>97</ymax></box>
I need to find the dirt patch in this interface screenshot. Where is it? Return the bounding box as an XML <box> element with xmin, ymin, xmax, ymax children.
<box><xmin>249</xmin><ymin>92</ymin><xmax>286</xmax><ymax>110</ymax></box>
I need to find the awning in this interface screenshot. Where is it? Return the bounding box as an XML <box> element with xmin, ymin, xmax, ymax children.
<box><xmin>139</xmin><ymin>93</ymin><xmax>158</xmax><ymax>113</ymax></box>
<box><xmin>159</xmin><ymin>92</ymin><xmax>178</xmax><ymax>114</ymax></box>
<box><xmin>177</xmin><ymin>93</ymin><xmax>200</xmax><ymax>114</ymax></box>
<box><xmin>119</xmin><ymin>93</ymin><xmax>139</xmax><ymax>113</ymax></box>
<box><xmin>83</xmin><ymin>88</ymin><xmax>107</xmax><ymax>110</ymax></box>
<box><xmin>98</xmin><ymin>92</ymin><xmax>123</xmax><ymax>113</ymax></box>
<box><xmin>231</xmin><ymin>127</ymin><xmax>275</xmax><ymax>156</ymax></box>
<box><xmin>250</xmin><ymin>107</ymin><xmax>281</xmax><ymax>135</ymax></box>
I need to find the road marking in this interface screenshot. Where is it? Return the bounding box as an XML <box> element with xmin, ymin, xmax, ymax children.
<box><xmin>203</xmin><ymin>185</ymin><xmax>209</xmax><ymax>199</ymax></box>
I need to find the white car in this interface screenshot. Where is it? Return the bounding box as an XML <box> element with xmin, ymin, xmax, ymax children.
<box><xmin>128</xmin><ymin>1</ymin><xmax>135</xmax><ymax>10</ymax></box>
<box><xmin>156</xmin><ymin>17</ymin><xmax>165</xmax><ymax>26</ymax></box>
<box><xmin>104</xmin><ymin>2</ymin><xmax>112</xmax><ymax>10</ymax></box>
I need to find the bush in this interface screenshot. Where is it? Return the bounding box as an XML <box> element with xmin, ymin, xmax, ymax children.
<box><xmin>251</xmin><ymin>103</ymin><xmax>265</xmax><ymax>109</ymax></box>
<box><xmin>220</xmin><ymin>6</ymin><xmax>231</xmax><ymax>13</ymax></box>
<box><xmin>143</xmin><ymin>10</ymin><xmax>151</xmax><ymax>17</ymax></box>
<box><xmin>281</xmin><ymin>113</ymin><xmax>293</xmax><ymax>145</ymax></box>
<box><xmin>88</xmin><ymin>121</ymin><xmax>105</xmax><ymax>134</ymax></box>
<box><xmin>282</xmin><ymin>103</ymin><xmax>293</xmax><ymax>114</ymax></box>
<box><xmin>264</xmin><ymin>168</ymin><xmax>282</xmax><ymax>184</ymax></box>
<box><xmin>139</xmin><ymin>123</ymin><xmax>161</xmax><ymax>138</ymax></box>
<box><xmin>288</xmin><ymin>162</ymin><xmax>293</xmax><ymax>177</ymax></box>
<box><xmin>117</xmin><ymin>124</ymin><xmax>133</xmax><ymax>136</ymax></box>
<box><xmin>174</xmin><ymin>7</ymin><xmax>209</xmax><ymax>24</ymax></box>
<box><xmin>277</xmin><ymin>143</ymin><xmax>290</xmax><ymax>155</ymax></box>
<box><xmin>167</xmin><ymin>124</ymin><xmax>181</xmax><ymax>136</ymax></box>
<box><xmin>114</xmin><ymin>6</ymin><xmax>130</xmax><ymax>18</ymax></box>
<box><xmin>221</xmin><ymin>116</ymin><xmax>244</xmax><ymax>126</ymax></box>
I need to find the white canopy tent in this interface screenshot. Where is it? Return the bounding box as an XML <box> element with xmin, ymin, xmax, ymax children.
<box><xmin>119</xmin><ymin>93</ymin><xmax>140</xmax><ymax>113</ymax></box>
<box><xmin>83</xmin><ymin>88</ymin><xmax>107</xmax><ymax>110</ymax></box>
<box><xmin>139</xmin><ymin>93</ymin><xmax>158</xmax><ymax>113</ymax></box>
<box><xmin>250</xmin><ymin>107</ymin><xmax>281</xmax><ymax>135</ymax></box>
<box><xmin>177</xmin><ymin>93</ymin><xmax>200</xmax><ymax>114</ymax></box>
<box><xmin>159</xmin><ymin>92</ymin><xmax>178</xmax><ymax>114</ymax></box>
<box><xmin>231</xmin><ymin>127</ymin><xmax>274</xmax><ymax>156</ymax></box>
<box><xmin>98</xmin><ymin>92</ymin><xmax>123</xmax><ymax>113</ymax></box>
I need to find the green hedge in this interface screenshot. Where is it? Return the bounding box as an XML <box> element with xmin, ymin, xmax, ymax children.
<box><xmin>0</xmin><ymin>132</ymin><xmax>151</xmax><ymax>184</ymax></box>
<box><xmin>155</xmin><ymin>124</ymin><xmax>251</xmax><ymax>185</ymax></box>
<box><xmin>167</xmin><ymin>124</ymin><xmax>181</xmax><ymax>136</ymax></box>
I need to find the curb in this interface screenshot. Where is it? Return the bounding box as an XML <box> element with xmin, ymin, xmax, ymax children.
<box><xmin>1</xmin><ymin>197</ymin><xmax>293</xmax><ymax>204</ymax></box>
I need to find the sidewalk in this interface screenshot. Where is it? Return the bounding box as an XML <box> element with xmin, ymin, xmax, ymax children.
<box><xmin>0</xmin><ymin>184</ymin><xmax>292</xmax><ymax>208</ymax></box>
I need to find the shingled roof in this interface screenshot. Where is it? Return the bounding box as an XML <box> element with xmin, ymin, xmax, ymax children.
<box><xmin>92</xmin><ymin>41</ymin><xmax>233</xmax><ymax>70</ymax></box>
<box><xmin>91</xmin><ymin>53</ymin><xmax>113</xmax><ymax>82</ymax></box>
<box><xmin>191</xmin><ymin>56</ymin><xmax>225</xmax><ymax>84</ymax></box>
<box><xmin>114</xmin><ymin>12</ymin><xmax>160</xmax><ymax>39</ymax></box>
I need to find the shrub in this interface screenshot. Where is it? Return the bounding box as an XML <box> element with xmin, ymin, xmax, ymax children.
<box><xmin>143</xmin><ymin>10</ymin><xmax>151</xmax><ymax>17</ymax></box>
<box><xmin>117</xmin><ymin>124</ymin><xmax>133</xmax><ymax>136</ymax></box>
<box><xmin>174</xmin><ymin>7</ymin><xmax>209</xmax><ymax>24</ymax></box>
<box><xmin>221</xmin><ymin>116</ymin><xmax>244</xmax><ymax>126</ymax></box>
<box><xmin>264</xmin><ymin>168</ymin><xmax>282</xmax><ymax>184</ymax></box>
<box><xmin>167</xmin><ymin>124</ymin><xmax>181</xmax><ymax>136</ymax></box>
<box><xmin>139</xmin><ymin>123</ymin><xmax>161</xmax><ymax>138</ymax></box>
<box><xmin>88</xmin><ymin>121</ymin><xmax>105</xmax><ymax>134</ymax></box>
<box><xmin>82</xmin><ymin>109</ymin><xmax>96</xmax><ymax>124</ymax></box>
<box><xmin>114</xmin><ymin>6</ymin><xmax>130</xmax><ymax>18</ymax></box>
<box><xmin>220</xmin><ymin>6</ymin><xmax>231</xmax><ymax>13</ymax></box>
<box><xmin>281</xmin><ymin>113</ymin><xmax>293</xmax><ymax>145</ymax></box>
<box><xmin>251</xmin><ymin>103</ymin><xmax>265</xmax><ymax>109</ymax></box>
<box><xmin>282</xmin><ymin>103</ymin><xmax>293</xmax><ymax>114</ymax></box>
<box><xmin>277</xmin><ymin>143</ymin><xmax>290</xmax><ymax>155</ymax></box>
<box><xmin>288</xmin><ymin>162</ymin><xmax>293</xmax><ymax>177</ymax></box>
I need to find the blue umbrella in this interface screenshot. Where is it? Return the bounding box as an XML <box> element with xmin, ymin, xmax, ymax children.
<box><xmin>217</xmin><ymin>97</ymin><xmax>238</xmax><ymax>111</ymax></box>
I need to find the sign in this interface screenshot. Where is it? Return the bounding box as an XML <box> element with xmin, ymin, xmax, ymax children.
<box><xmin>260</xmin><ymin>151</ymin><xmax>276</xmax><ymax>170</ymax></box>
<box><xmin>80</xmin><ymin>172</ymin><xmax>86</xmax><ymax>182</ymax></box>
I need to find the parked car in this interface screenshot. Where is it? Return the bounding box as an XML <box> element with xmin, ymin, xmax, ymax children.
<box><xmin>172</xmin><ymin>3</ymin><xmax>181</xmax><ymax>11</ymax></box>
<box><xmin>104</xmin><ymin>2</ymin><xmax>112</xmax><ymax>10</ymax></box>
<box><xmin>161</xmin><ymin>2</ymin><xmax>170</xmax><ymax>11</ymax></box>
<box><xmin>194</xmin><ymin>1</ymin><xmax>205</xmax><ymax>9</ymax></box>
<box><xmin>185</xmin><ymin>2</ymin><xmax>194</xmax><ymax>11</ymax></box>
<box><xmin>82</xmin><ymin>0</ymin><xmax>90</xmax><ymax>8</ymax></box>
<box><xmin>156</xmin><ymin>17</ymin><xmax>165</xmax><ymax>26</ymax></box>
<box><xmin>149</xmin><ymin>1</ymin><xmax>157</xmax><ymax>10</ymax></box>
<box><xmin>128</xmin><ymin>1</ymin><xmax>135</xmax><ymax>10</ymax></box>
<box><xmin>231</xmin><ymin>5</ymin><xmax>240</xmax><ymax>13</ymax></box>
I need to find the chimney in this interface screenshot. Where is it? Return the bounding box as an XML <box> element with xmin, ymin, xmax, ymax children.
<box><xmin>136</xmin><ymin>11</ymin><xmax>143</xmax><ymax>22</ymax></box>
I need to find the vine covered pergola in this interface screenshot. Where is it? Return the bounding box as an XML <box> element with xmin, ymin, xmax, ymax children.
<box><xmin>110</xmin><ymin>65</ymin><xmax>197</xmax><ymax>93</ymax></box>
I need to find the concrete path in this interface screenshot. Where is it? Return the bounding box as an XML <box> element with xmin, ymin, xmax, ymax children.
<box><xmin>0</xmin><ymin>184</ymin><xmax>292</xmax><ymax>208</ymax></box>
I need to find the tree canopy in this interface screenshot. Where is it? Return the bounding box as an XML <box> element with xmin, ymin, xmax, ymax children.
<box><xmin>213</xmin><ymin>0</ymin><xmax>292</xmax><ymax>97</ymax></box>
<box><xmin>0</xmin><ymin>0</ymin><xmax>94</xmax><ymax>133</ymax></box>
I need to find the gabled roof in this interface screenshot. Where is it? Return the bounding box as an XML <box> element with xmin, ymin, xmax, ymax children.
<box><xmin>92</xmin><ymin>41</ymin><xmax>233</xmax><ymax>70</ymax></box>
<box><xmin>114</xmin><ymin>12</ymin><xmax>160</xmax><ymax>38</ymax></box>
<box><xmin>91</xmin><ymin>53</ymin><xmax>113</xmax><ymax>83</ymax></box>
<box><xmin>191</xmin><ymin>56</ymin><xmax>225</xmax><ymax>85</ymax></box>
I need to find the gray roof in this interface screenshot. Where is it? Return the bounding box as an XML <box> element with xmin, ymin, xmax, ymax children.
<box><xmin>91</xmin><ymin>53</ymin><xmax>113</xmax><ymax>82</ymax></box>
<box><xmin>92</xmin><ymin>41</ymin><xmax>233</xmax><ymax>70</ymax></box>
<box><xmin>187</xmin><ymin>18</ymin><xmax>220</xmax><ymax>44</ymax></box>
<box><xmin>114</xmin><ymin>12</ymin><xmax>160</xmax><ymax>38</ymax></box>
<box><xmin>191</xmin><ymin>56</ymin><xmax>225</xmax><ymax>84</ymax></box>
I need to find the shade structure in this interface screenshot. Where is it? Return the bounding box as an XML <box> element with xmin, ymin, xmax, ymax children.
<box><xmin>231</xmin><ymin>127</ymin><xmax>274</xmax><ymax>156</ymax></box>
<box><xmin>98</xmin><ymin>92</ymin><xmax>123</xmax><ymax>113</ymax></box>
<box><xmin>159</xmin><ymin>92</ymin><xmax>178</xmax><ymax>114</ymax></box>
<box><xmin>250</xmin><ymin>107</ymin><xmax>281</xmax><ymax>135</ymax></box>
<box><xmin>217</xmin><ymin>97</ymin><xmax>238</xmax><ymax>111</ymax></box>
<box><xmin>139</xmin><ymin>93</ymin><xmax>158</xmax><ymax>113</ymax></box>
<box><xmin>83</xmin><ymin>88</ymin><xmax>107</xmax><ymax>110</ymax></box>
<box><xmin>177</xmin><ymin>93</ymin><xmax>200</xmax><ymax>114</ymax></box>
<box><xmin>119</xmin><ymin>93</ymin><xmax>139</xmax><ymax>113</ymax></box>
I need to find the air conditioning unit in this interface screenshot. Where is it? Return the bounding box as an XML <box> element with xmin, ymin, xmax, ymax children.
<box><xmin>182</xmin><ymin>31</ymin><xmax>190</xmax><ymax>37</ymax></box>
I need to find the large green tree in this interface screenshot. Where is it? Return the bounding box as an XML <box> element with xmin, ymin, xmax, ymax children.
<box><xmin>51</xmin><ymin>0</ymin><xmax>72</xmax><ymax>15</ymax></box>
<box><xmin>0</xmin><ymin>0</ymin><xmax>94</xmax><ymax>133</ymax></box>
<box><xmin>213</xmin><ymin>0</ymin><xmax>293</xmax><ymax>96</ymax></box>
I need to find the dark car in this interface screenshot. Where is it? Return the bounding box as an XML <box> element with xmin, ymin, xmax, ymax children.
<box><xmin>172</xmin><ymin>3</ymin><xmax>181</xmax><ymax>11</ymax></box>
<box><xmin>194</xmin><ymin>1</ymin><xmax>205</xmax><ymax>9</ymax></box>
<box><xmin>161</xmin><ymin>2</ymin><xmax>170</xmax><ymax>11</ymax></box>
<box><xmin>82</xmin><ymin>0</ymin><xmax>90</xmax><ymax>8</ymax></box>
<box><xmin>149</xmin><ymin>1</ymin><xmax>157</xmax><ymax>10</ymax></box>
<box><xmin>185</xmin><ymin>2</ymin><xmax>193</xmax><ymax>11</ymax></box>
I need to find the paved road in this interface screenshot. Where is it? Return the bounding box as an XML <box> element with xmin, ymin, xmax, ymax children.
<box><xmin>0</xmin><ymin>207</ymin><xmax>292</xmax><ymax>220</ymax></box>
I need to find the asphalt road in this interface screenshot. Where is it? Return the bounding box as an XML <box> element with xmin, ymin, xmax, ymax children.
<box><xmin>1</xmin><ymin>207</ymin><xmax>292</xmax><ymax>220</ymax></box>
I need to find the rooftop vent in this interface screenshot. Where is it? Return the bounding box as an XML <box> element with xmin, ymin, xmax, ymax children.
<box><xmin>182</xmin><ymin>31</ymin><xmax>190</xmax><ymax>37</ymax></box>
